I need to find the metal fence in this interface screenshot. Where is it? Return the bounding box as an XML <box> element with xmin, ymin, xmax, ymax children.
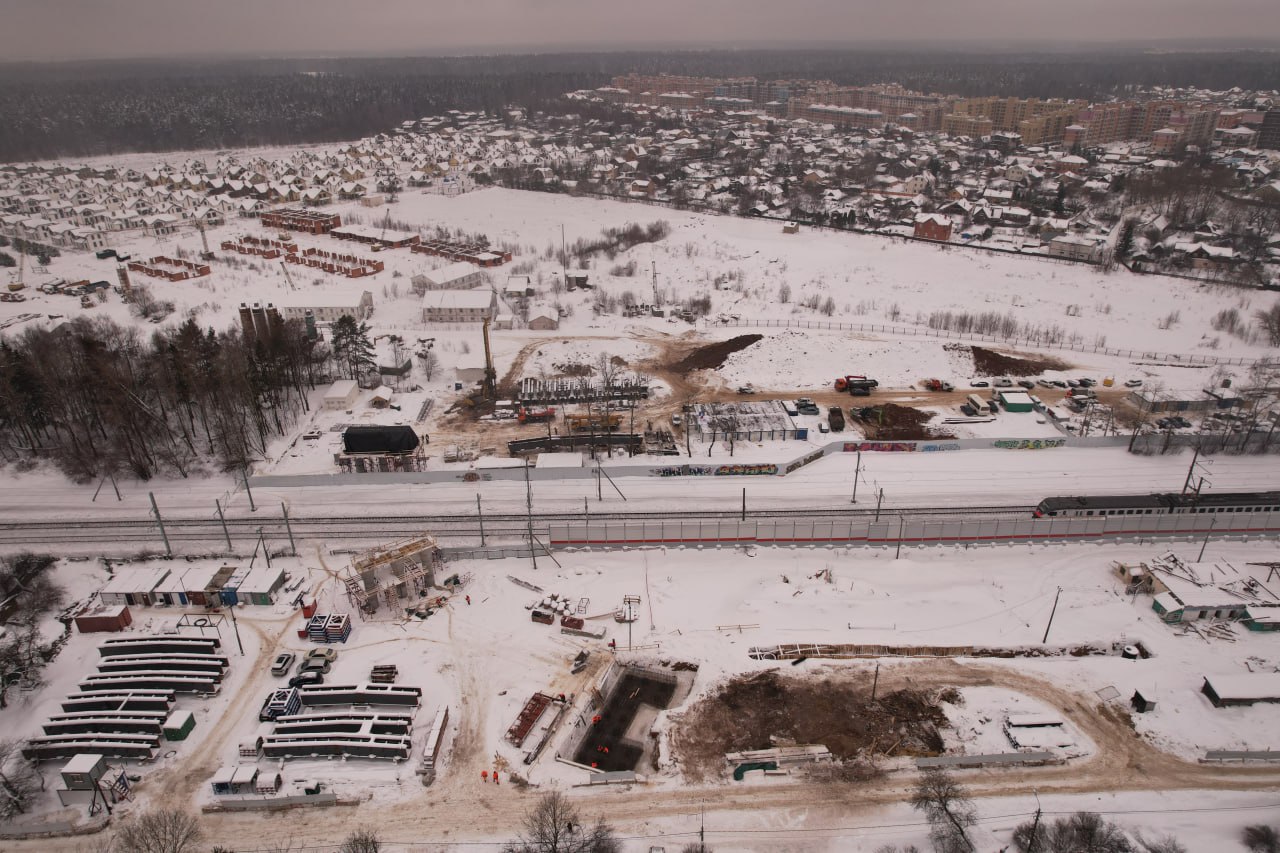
<box><xmin>548</xmin><ymin>510</ymin><xmax>1280</xmax><ymax>551</ymax></box>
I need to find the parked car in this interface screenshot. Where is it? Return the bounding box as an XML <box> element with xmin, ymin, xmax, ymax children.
<box><xmin>994</xmin><ymin>377</ymin><xmax>1013</xmax><ymax>387</ymax></box>
<box><xmin>298</xmin><ymin>658</ymin><xmax>330</xmax><ymax>676</ymax></box>
<box><xmin>1017</xmin><ymin>380</ymin><xmax>1035</xmax><ymax>389</ymax></box>
<box><xmin>818</xmin><ymin>421</ymin><xmax>830</xmax><ymax>433</ymax></box>
<box><xmin>1050</xmin><ymin>380</ymin><xmax>1069</xmax><ymax>389</ymax></box>
<box><xmin>736</xmin><ymin>384</ymin><xmax>755</xmax><ymax>395</ymax></box>
<box><xmin>1066</xmin><ymin>379</ymin><xmax>1081</xmax><ymax>389</ymax></box>
<box><xmin>971</xmin><ymin>380</ymin><xmax>990</xmax><ymax>388</ymax></box>
<box><xmin>307</xmin><ymin>648</ymin><xmax>338</xmax><ymax>664</ymax></box>
<box><xmin>1037</xmin><ymin>379</ymin><xmax>1055</xmax><ymax>388</ymax></box>
<box><xmin>289</xmin><ymin>671</ymin><xmax>324</xmax><ymax>688</ymax></box>
<box><xmin>1124</xmin><ymin>379</ymin><xmax>1143</xmax><ymax>388</ymax></box>
<box><xmin>1077</xmin><ymin>378</ymin><xmax>1096</xmax><ymax>388</ymax></box>
<box><xmin>271</xmin><ymin>652</ymin><xmax>295</xmax><ymax>676</ymax></box>
<box><xmin>960</xmin><ymin>404</ymin><xmax>977</xmax><ymax>416</ymax></box>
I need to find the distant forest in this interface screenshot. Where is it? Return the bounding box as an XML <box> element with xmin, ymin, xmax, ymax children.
<box><xmin>1</xmin><ymin>49</ymin><xmax>1278</xmax><ymax>162</ymax></box>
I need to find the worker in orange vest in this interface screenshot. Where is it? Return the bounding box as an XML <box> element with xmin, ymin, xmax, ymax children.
<box><xmin>493</xmin><ymin>772</ymin><xmax>499</xmax><ymax>785</ymax></box>
<box><xmin>481</xmin><ymin>770</ymin><xmax>488</xmax><ymax>781</ymax></box>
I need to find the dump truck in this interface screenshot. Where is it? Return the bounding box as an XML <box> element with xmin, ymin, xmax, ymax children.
<box><xmin>922</xmin><ymin>378</ymin><xmax>955</xmax><ymax>392</ymax></box>
<box><xmin>565</xmin><ymin>413</ymin><xmax>622</xmax><ymax>432</ymax></box>
<box><xmin>835</xmin><ymin>375</ymin><xmax>879</xmax><ymax>394</ymax></box>
<box><xmin>828</xmin><ymin>406</ymin><xmax>845</xmax><ymax>432</ymax></box>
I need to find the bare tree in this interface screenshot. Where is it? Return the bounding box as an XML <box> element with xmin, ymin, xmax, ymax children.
<box><xmin>339</xmin><ymin>827</ymin><xmax>381</xmax><ymax>853</ymax></box>
<box><xmin>114</xmin><ymin>809</ymin><xmax>203</xmax><ymax>853</ymax></box>
<box><xmin>420</xmin><ymin>349</ymin><xmax>440</xmax><ymax>381</ymax></box>
<box><xmin>503</xmin><ymin>791</ymin><xmax>619</xmax><ymax>853</ymax></box>
<box><xmin>1135</xmin><ymin>833</ymin><xmax>1186</xmax><ymax>853</ymax></box>
<box><xmin>910</xmin><ymin>769</ymin><xmax>976</xmax><ymax>853</ymax></box>
<box><xmin>0</xmin><ymin>739</ymin><xmax>44</xmax><ymax>821</ymax></box>
<box><xmin>1015</xmin><ymin>811</ymin><xmax>1132</xmax><ymax>853</ymax></box>
<box><xmin>1243</xmin><ymin>825</ymin><xmax>1280</xmax><ymax>853</ymax></box>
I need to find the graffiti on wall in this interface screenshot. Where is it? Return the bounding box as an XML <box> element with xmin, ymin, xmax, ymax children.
<box><xmin>784</xmin><ymin>450</ymin><xmax>826</xmax><ymax>474</ymax></box>
<box><xmin>715</xmin><ymin>463</ymin><xmax>778</xmax><ymax>476</ymax></box>
<box><xmin>845</xmin><ymin>441</ymin><xmax>918</xmax><ymax>453</ymax></box>
<box><xmin>651</xmin><ymin>463</ymin><xmax>779</xmax><ymax>477</ymax></box>
<box><xmin>993</xmin><ymin>438</ymin><xmax>1066</xmax><ymax>450</ymax></box>
<box><xmin>651</xmin><ymin>464</ymin><xmax>715</xmax><ymax>477</ymax></box>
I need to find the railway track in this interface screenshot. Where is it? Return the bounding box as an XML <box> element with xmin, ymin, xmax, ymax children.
<box><xmin>0</xmin><ymin>504</ymin><xmax>1035</xmax><ymax>548</ymax></box>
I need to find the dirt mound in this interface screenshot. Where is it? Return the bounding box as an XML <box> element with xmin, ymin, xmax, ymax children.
<box><xmin>671</xmin><ymin>334</ymin><xmax>763</xmax><ymax>373</ymax></box>
<box><xmin>855</xmin><ymin>403</ymin><xmax>954</xmax><ymax>441</ymax></box>
<box><xmin>964</xmin><ymin>345</ymin><xmax>1071</xmax><ymax>377</ymax></box>
<box><xmin>671</xmin><ymin>670</ymin><xmax>951</xmax><ymax>781</ymax></box>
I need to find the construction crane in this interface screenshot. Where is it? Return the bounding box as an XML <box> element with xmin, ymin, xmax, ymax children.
<box><xmin>279</xmin><ymin>261</ymin><xmax>297</xmax><ymax>291</ymax></box>
<box><xmin>195</xmin><ymin>221</ymin><xmax>214</xmax><ymax>261</ymax></box>
<box><xmin>7</xmin><ymin>250</ymin><xmax>26</xmax><ymax>292</ymax></box>
<box><xmin>481</xmin><ymin>317</ymin><xmax>497</xmax><ymax>399</ymax></box>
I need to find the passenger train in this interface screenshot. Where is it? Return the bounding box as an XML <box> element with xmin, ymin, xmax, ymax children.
<box><xmin>1034</xmin><ymin>491</ymin><xmax>1280</xmax><ymax>518</ymax></box>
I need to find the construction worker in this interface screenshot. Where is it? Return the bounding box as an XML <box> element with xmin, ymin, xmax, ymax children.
<box><xmin>591</xmin><ymin>714</ymin><xmax>601</xmax><ymax>724</ymax></box>
<box><xmin>481</xmin><ymin>770</ymin><xmax>488</xmax><ymax>782</ymax></box>
<box><xmin>493</xmin><ymin>772</ymin><xmax>499</xmax><ymax>785</ymax></box>
<box><xmin>465</xmin><ymin>595</ymin><xmax>471</xmax><ymax>605</ymax></box>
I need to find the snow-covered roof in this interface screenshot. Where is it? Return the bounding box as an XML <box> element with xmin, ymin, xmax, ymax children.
<box><xmin>1203</xmin><ymin>673</ymin><xmax>1280</xmax><ymax>701</ymax></box>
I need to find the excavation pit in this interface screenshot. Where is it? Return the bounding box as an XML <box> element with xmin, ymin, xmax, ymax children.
<box><xmin>572</xmin><ymin>666</ymin><xmax>680</xmax><ymax>773</ymax></box>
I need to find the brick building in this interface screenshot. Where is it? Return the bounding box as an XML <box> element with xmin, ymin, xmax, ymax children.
<box><xmin>260</xmin><ymin>208</ymin><xmax>341</xmax><ymax>235</ymax></box>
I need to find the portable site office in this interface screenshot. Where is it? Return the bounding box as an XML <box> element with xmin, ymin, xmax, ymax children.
<box><xmin>237</xmin><ymin>565</ymin><xmax>286</xmax><ymax>606</ymax></box>
<box><xmin>99</xmin><ymin>567</ymin><xmax>172</xmax><ymax>607</ymax></box>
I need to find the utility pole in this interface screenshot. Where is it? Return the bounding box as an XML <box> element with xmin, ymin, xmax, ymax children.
<box><xmin>685</xmin><ymin>415</ymin><xmax>692</xmax><ymax>458</ymax></box>
<box><xmin>1198</xmin><ymin>517</ymin><xmax>1217</xmax><ymax>562</ymax></box>
<box><xmin>476</xmin><ymin>494</ymin><xmax>486</xmax><ymax>546</ymax></box>
<box><xmin>241</xmin><ymin>464</ymin><xmax>256</xmax><ymax>512</ymax></box>
<box><xmin>281</xmin><ymin>502</ymin><xmax>297</xmax><ymax>556</ymax></box>
<box><xmin>871</xmin><ymin>661</ymin><xmax>880</xmax><ymax>701</ymax></box>
<box><xmin>1181</xmin><ymin>444</ymin><xmax>1201</xmax><ymax>495</ymax></box>
<box><xmin>1042</xmin><ymin>586</ymin><xmax>1063</xmax><ymax>644</ymax></box>
<box><xmin>851</xmin><ymin>449</ymin><xmax>862</xmax><ymax>503</ymax></box>
<box><xmin>741</xmin><ymin>487</ymin><xmax>746</xmax><ymax>521</ymax></box>
<box><xmin>228</xmin><ymin>602</ymin><xmax>245</xmax><ymax>656</ymax></box>
<box><xmin>524</xmin><ymin>459</ymin><xmax>538</xmax><ymax>571</ymax></box>
<box><xmin>215</xmin><ymin>498</ymin><xmax>232</xmax><ymax>552</ymax></box>
<box><xmin>875</xmin><ymin>487</ymin><xmax>884</xmax><ymax>522</ymax></box>
<box><xmin>258</xmin><ymin>528</ymin><xmax>272</xmax><ymax>568</ymax></box>
<box><xmin>149</xmin><ymin>492</ymin><xmax>171</xmax><ymax>557</ymax></box>
<box><xmin>895</xmin><ymin>515</ymin><xmax>905</xmax><ymax>559</ymax></box>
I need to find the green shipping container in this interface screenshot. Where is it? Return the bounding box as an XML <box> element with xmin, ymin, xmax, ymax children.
<box><xmin>163</xmin><ymin>711</ymin><xmax>195</xmax><ymax>741</ymax></box>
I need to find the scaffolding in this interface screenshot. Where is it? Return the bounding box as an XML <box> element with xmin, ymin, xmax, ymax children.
<box><xmin>342</xmin><ymin>535</ymin><xmax>439</xmax><ymax>618</ymax></box>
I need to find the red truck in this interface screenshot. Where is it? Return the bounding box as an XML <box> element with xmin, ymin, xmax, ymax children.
<box><xmin>518</xmin><ymin>406</ymin><xmax>556</xmax><ymax>424</ymax></box>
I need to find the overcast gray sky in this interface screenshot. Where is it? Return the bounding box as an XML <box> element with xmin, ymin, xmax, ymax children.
<box><xmin>2</xmin><ymin>0</ymin><xmax>1278</xmax><ymax>61</ymax></box>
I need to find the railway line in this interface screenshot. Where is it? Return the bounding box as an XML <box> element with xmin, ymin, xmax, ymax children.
<box><xmin>0</xmin><ymin>503</ymin><xmax>1034</xmax><ymax>549</ymax></box>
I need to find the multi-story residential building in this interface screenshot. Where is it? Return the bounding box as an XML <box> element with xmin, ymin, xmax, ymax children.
<box><xmin>1064</xmin><ymin>102</ymin><xmax>1142</xmax><ymax>148</ymax></box>
<box><xmin>1258</xmin><ymin>109</ymin><xmax>1280</xmax><ymax>150</ymax></box>
<box><xmin>943</xmin><ymin>97</ymin><xmax>1081</xmax><ymax>146</ymax></box>
<box><xmin>421</xmin><ymin>289</ymin><xmax>497</xmax><ymax>324</ymax></box>
<box><xmin>789</xmin><ymin>84</ymin><xmax>953</xmax><ymax>131</ymax></box>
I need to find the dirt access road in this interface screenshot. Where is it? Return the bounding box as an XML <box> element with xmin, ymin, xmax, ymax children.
<box><xmin>20</xmin><ymin>658</ymin><xmax>1279</xmax><ymax>851</ymax></box>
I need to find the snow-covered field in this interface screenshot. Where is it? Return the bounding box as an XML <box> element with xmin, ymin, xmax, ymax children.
<box><xmin>4</xmin><ymin>182</ymin><xmax>1280</xmax><ymax>850</ymax></box>
<box><xmin>4</xmin><ymin>538</ymin><xmax>1278</xmax><ymax>850</ymax></box>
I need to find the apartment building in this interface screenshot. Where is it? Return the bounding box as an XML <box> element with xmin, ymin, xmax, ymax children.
<box><xmin>943</xmin><ymin>97</ymin><xmax>1081</xmax><ymax>146</ymax></box>
<box><xmin>421</xmin><ymin>289</ymin><xmax>497</xmax><ymax>323</ymax></box>
<box><xmin>789</xmin><ymin>84</ymin><xmax>953</xmax><ymax>131</ymax></box>
<box><xmin>1260</xmin><ymin>109</ymin><xmax>1280</xmax><ymax>151</ymax></box>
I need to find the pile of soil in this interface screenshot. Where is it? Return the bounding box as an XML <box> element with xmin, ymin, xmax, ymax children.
<box><xmin>859</xmin><ymin>403</ymin><xmax>954</xmax><ymax>441</ymax></box>
<box><xmin>671</xmin><ymin>670</ymin><xmax>950</xmax><ymax>781</ymax></box>
<box><xmin>671</xmin><ymin>334</ymin><xmax>763</xmax><ymax>373</ymax></box>
<box><xmin>966</xmin><ymin>345</ymin><xmax>1070</xmax><ymax>377</ymax></box>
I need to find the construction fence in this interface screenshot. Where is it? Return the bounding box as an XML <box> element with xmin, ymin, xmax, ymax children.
<box><xmin>548</xmin><ymin>510</ymin><xmax>1280</xmax><ymax>551</ymax></box>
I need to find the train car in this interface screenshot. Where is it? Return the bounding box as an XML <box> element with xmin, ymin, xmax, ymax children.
<box><xmin>1034</xmin><ymin>491</ymin><xmax>1280</xmax><ymax>519</ymax></box>
<box><xmin>1034</xmin><ymin>495</ymin><xmax>1165</xmax><ymax>518</ymax></box>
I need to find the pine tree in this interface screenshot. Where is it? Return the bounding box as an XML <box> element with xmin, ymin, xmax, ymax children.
<box><xmin>1115</xmin><ymin>219</ymin><xmax>1136</xmax><ymax>261</ymax></box>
